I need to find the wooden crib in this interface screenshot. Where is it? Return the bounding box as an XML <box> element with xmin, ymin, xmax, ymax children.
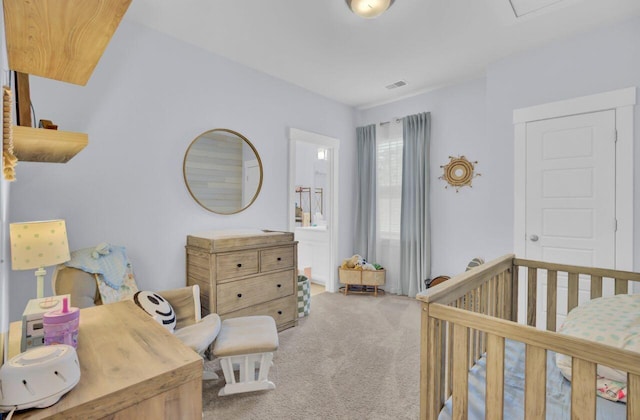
<box><xmin>416</xmin><ymin>254</ymin><xmax>640</xmax><ymax>419</ymax></box>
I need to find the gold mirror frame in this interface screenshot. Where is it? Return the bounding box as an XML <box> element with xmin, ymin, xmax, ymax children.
<box><xmin>183</xmin><ymin>128</ymin><xmax>263</xmax><ymax>214</ymax></box>
<box><xmin>439</xmin><ymin>155</ymin><xmax>480</xmax><ymax>192</ymax></box>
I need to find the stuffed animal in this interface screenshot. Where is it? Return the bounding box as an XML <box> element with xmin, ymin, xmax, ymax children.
<box><xmin>355</xmin><ymin>257</ymin><xmax>376</xmax><ymax>271</ymax></box>
<box><xmin>341</xmin><ymin>254</ymin><xmax>362</xmax><ymax>269</ymax></box>
<box><xmin>341</xmin><ymin>254</ymin><xmax>377</xmax><ymax>271</ymax></box>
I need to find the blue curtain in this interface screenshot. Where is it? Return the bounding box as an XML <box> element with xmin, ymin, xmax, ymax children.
<box><xmin>354</xmin><ymin>124</ymin><xmax>376</xmax><ymax>262</ymax></box>
<box><xmin>399</xmin><ymin>112</ymin><xmax>431</xmax><ymax>297</ymax></box>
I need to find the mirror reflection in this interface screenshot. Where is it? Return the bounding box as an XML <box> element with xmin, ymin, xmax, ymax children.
<box><xmin>183</xmin><ymin>129</ymin><xmax>263</xmax><ymax>214</ymax></box>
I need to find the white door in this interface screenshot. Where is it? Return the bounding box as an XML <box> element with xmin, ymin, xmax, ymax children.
<box><xmin>243</xmin><ymin>160</ymin><xmax>260</xmax><ymax>206</ymax></box>
<box><xmin>525</xmin><ymin>110</ymin><xmax>616</xmax><ymax>328</ymax></box>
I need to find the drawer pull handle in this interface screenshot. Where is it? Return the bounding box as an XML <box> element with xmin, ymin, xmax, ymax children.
<box><xmin>236</xmin><ymin>263</ymin><xmax>242</xmax><ymax>268</ymax></box>
<box><xmin>237</xmin><ymin>293</ymin><xmax>243</xmax><ymax>298</ymax></box>
<box><xmin>277</xmin><ymin>310</ymin><xmax>283</xmax><ymax>315</ymax></box>
<box><xmin>277</xmin><ymin>257</ymin><xmax>282</xmax><ymax>261</ymax></box>
<box><xmin>277</xmin><ymin>284</ymin><xmax>282</xmax><ymax>288</ymax></box>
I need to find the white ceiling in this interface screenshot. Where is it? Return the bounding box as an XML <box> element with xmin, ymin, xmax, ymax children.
<box><xmin>124</xmin><ymin>0</ymin><xmax>640</xmax><ymax>108</ymax></box>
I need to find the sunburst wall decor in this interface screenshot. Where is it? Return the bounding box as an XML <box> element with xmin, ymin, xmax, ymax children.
<box><xmin>439</xmin><ymin>155</ymin><xmax>480</xmax><ymax>192</ymax></box>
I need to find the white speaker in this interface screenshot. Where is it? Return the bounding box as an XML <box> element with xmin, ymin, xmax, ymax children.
<box><xmin>0</xmin><ymin>344</ymin><xmax>80</xmax><ymax>412</ymax></box>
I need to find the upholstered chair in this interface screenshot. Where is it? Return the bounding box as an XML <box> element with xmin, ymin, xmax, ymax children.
<box><xmin>52</xmin><ymin>266</ymin><xmax>220</xmax><ymax>365</ymax></box>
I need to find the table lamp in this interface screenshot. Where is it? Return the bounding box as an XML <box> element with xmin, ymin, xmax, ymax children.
<box><xmin>9</xmin><ymin>220</ymin><xmax>70</xmax><ymax>301</ymax></box>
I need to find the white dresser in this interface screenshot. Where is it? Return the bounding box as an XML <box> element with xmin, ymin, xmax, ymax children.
<box><xmin>186</xmin><ymin>229</ymin><xmax>298</xmax><ymax>331</ymax></box>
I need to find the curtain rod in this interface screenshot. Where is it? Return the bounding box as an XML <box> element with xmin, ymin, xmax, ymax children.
<box><xmin>379</xmin><ymin>118</ymin><xmax>402</xmax><ymax>126</ymax></box>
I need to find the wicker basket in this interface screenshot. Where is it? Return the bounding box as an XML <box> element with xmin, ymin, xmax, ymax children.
<box><xmin>338</xmin><ymin>267</ymin><xmax>386</xmax><ymax>286</ymax></box>
<box><xmin>338</xmin><ymin>267</ymin><xmax>385</xmax><ymax>296</ymax></box>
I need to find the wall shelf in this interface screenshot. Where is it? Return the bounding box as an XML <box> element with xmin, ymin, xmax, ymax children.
<box><xmin>12</xmin><ymin>126</ymin><xmax>88</xmax><ymax>163</ymax></box>
<box><xmin>3</xmin><ymin>0</ymin><xmax>132</xmax><ymax>86</ymax></box>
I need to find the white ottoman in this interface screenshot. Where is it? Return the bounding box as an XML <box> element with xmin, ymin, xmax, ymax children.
<box><xmin>213</xmin><ymin>315</ymin><xmax>279</xmax><ymax>396</ymax></box>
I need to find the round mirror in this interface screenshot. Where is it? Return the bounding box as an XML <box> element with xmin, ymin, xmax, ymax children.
<box><xmin>183</xmin><ymin>129</ymin><xmax>263</xmax><ymax>214</ymax></box>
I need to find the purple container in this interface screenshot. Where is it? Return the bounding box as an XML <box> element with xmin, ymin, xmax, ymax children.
<box><xmin>43</xmin><ymin>297</ymin><xmax>80</xmax><ymax>348</ymax></box>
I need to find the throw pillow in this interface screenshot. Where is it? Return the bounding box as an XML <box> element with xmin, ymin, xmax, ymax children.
<box><xmin>556</xmin><ymin>293</ymin><xmax>640</xmax><ymax>402</ymax></box>
<box><xmin>133</xmin><ymin>291</ymin><xmax>177</xmax><ymax>333</ymax></box>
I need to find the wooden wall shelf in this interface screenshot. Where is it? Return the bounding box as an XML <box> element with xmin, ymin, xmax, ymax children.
<box><xmin>13</xmin><ymin>126</ymin><xmax>88</xmax><ymax>163</ymax></box>
<box><xmin>3</xmin><ymin>0</ymin><xmax>132</xmax><ymax>86</ymax></box>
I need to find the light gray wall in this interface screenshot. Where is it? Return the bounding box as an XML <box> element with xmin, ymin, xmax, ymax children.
<box><xmin>357</xmin><ymin>78</ymin><xmax>509</xmax><ymax>278</ymax></box>
<box><xmin>7</xmin><ymin>21</ymin><xmax>356</xmax><ymax>321</ymax></box>
<box><xmin>357</xmin><ymin>15</ymin><xmax>640</xmax><ymax>279</ymax></box>
<box><xmin>486</xmin><ymin>15</ymin><xmax>640</xmax><ymax>272</ymax></box>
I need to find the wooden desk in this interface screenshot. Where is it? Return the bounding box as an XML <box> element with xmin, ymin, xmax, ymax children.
<box><xmin>8</xmin><ymin>301</ymin><xmax>202</xmax><ymax>419</ymax></box>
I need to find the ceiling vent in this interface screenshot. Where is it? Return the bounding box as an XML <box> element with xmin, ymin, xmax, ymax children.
<box><xmin>385</xmin><ymin>80</ymin><xmax>407</xmax><ymax>90</ymax></box>
<box><xmin>508</xmin><ymin>0</ymin><xmax>566</xmax><ymax>17</ymax></box>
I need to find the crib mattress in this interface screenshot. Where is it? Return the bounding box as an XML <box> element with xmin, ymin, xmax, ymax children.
<box><xmin>438</xmin><ymin>340</ymin><xmax>626</xmax><ymax>419</ymax></box>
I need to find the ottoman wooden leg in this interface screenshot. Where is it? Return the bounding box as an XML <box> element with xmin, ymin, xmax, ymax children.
<box><xmin>218</xmin><ymin>352</ymin><xmax>276</xmax><ymax>396</ymax></box>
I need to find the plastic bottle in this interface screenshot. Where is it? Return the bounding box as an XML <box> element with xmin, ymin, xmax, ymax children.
<box><xmin>43</xmin><ymin>297</ymin><xmax>80</xmax><ymax>348</ymax></box>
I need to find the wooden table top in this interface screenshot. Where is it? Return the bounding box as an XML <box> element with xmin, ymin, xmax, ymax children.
<box><xmin>9</xmin><ymin>300</ymin><xmax>202</xmax><ymax>419</ymax></box>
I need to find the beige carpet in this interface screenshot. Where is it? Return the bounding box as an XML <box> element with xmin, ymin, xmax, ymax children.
<box><xmin>203</xmin><ymin>291</ymin><xmax>421</xmax><ymax>419</ymax></box>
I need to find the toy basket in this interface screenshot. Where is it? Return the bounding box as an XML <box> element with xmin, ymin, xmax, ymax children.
<box><xmin>338</xmin><ymin>267</ymin><xmax>385</xmax><ymax>296</ymax></box>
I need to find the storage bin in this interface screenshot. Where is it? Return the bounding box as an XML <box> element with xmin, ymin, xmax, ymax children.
<box><xmin>297</xmin><ymin>275</ymin><xmax>311</xmax><ymax>317</ymax></box>
<box><xmin>338</xmin><ymin>267</ymin><xmax>386</xmax><ymax>296</ymax></box>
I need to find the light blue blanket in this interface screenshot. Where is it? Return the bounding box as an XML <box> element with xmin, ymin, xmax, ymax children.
<box><xmin>438</xmin><ymin>339</ymin><xmax>626</xmax><ymax>419</ymax></box>
<box><xmin>64</xmin><ymin>243</ymin><xmax>129</xmax><ymax>290</ymax></box>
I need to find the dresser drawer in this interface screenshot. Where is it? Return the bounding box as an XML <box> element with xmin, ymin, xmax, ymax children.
<box><xmin>216</xmin><ymin>250</ymin><xmax>259</xmax><ymax>280</ymax></box>
<box><xmin>220</xmin><ymin>295</ymin><xmax>296</xmax><ymax>327</ymax></box>
<box><xmin>260</xmin><ymin>246</ymin><xmax>295</xmax><ymax>272</ymax></box>
<box><xmin>217</xmin><ymin>270</ymin><xmax>294</xmax><ymax>314</ymax></box>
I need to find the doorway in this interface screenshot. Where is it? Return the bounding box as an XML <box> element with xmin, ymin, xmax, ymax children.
<box><xmin>288</xmin><ymin>128</ymin><xmax>340</xmax><ymax>293</ymax></box>
<box><xmin>513</xmin><ymin>87</ymin><xmax>636</xmax><ymax>326</ymax></box>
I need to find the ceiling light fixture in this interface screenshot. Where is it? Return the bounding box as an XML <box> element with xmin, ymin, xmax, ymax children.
<box><xmin>346</xmin><ymin>0</ymin><xmax>395</xmax><ymax>18</ymax></box>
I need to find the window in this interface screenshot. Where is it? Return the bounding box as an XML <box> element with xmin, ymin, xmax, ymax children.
<box><xmin>376</xmin><ymin>121</ymin><xmax>403</xmax><ymax>293</ymax></box>
<box><xmin>377</xmin><ymin>138</ymin><xmax>402</xmax><ymax>239</ymax></box>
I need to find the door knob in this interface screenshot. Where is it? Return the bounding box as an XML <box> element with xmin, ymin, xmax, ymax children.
<box><xmin>529</xmin><ymin>234</ymin><xmax>539</xmax><ymax>242</ymax></box>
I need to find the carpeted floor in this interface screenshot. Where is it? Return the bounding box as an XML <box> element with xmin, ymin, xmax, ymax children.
<box><xmin>203</xmin><ymin>291</ymin><xmax>421</xmax><ymax>420</ymax></box>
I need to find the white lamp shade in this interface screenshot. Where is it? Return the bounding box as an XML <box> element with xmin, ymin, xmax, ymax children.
<box><xmin>9</xmin><ymin>220</ymin><xmax>70</xmax><ymax>270</ymax></box>
<box><xmin>348</xmin><ymin>0</ymin><xmax>394</xmax><ymax>18</ymax></box>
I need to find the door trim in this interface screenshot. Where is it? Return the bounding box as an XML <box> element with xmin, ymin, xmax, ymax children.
<box><xmin>514</xmin><ymin>87</ymin><xmax>636</xmax><ymax>273</ymax></box>
<box><xmin>288</xmin><ymin>128</ymin><xmax>340</xmax><ymax>293</ymax></box>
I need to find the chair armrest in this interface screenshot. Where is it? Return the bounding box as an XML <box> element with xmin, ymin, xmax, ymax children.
<box><xmin>51</xmin><ymin>265</ymin><xmax>102</xmax><ymax>308</ymax></box>
<box><xmin>159</xmin><ymin>285</ymin><xmax>202</xmax><ymax>330</ymax></box>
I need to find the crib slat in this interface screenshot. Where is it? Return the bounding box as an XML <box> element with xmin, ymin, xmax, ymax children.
<box><xmin>568</xmin><ymin>272</ymin><xmax>579</xmax><ymax>312</ymax></box>
<box><xmin>487</xmin><ymin>277</ymin><xmax>494</xmax><ymax>318</ymax></box>
<box><xmin>465</xmin><ymin>293</ymin><xmax>474</xmax><ymax>369</ymax></box>
<box><xmin>423</xmin><ymin>312</ymin><xmax>443</xmax><ymax>420</ymax></box>
<box><xmin>524</xmin><ymin>345</ymin><xmax>546</xmax><ymax>419</ymax></box>
<box><xmin>505</xmin><ymin>268</ymin><xmax>513</xmax><ymax>321</ymax></box>
<box><xmin>446</xmin><ymin>321</ymin><xmax>453</xmax><ymax>400</ymax></box>
<box><xmin>498</xmin><ymin>272</ymin><xmax>506</xmax><ymax>319</ymax></box>
<box><xmin>480</xmin><ymin>283</ymin><xmax>487</xmax><ymax>354</ymax></box>
<box><xmin>511</xmin><ymin>266</ymin><xmax>519</xmax><ymax>322</ymax></box>
<box><xmin>496</xmin><ymin>275</ymin><xmax>501</xmax><ymax>318</ymax></box>
<box><xmin>546</xmin><ymin>270</ymin><xmax>557</xmax><ymax>331</ymax></box>
<box><xmin>527</xmin><ymin>267</ymin><xmax>537</xmax><ymax>327</ymax></box>
<box><xmin>629</xmin><ymin>373</ymin><xmax>640</xmax><ymax>420</ymax></box>
<box><xmin>590</xmin><ymin>275</ymin><xmax>603</xmax><ymax>299</ymax></box>
<box><xmin>469</xmin><ymin>289</ymin><xmax>477</xmax><ymax>365</ymax></box>
<box><xmin>485</xmin><ymin>334</ymin><xmax>505</xmax><ymax>420</ymax></box>
<box><xmin>615</xmin><ymin>278</ymin><xmax>628</xmax><ymax>295</ymax></box>
<box><xmin>474</xmin><ymin>288</ymin><xmax>481</xmax><ymax>362</ymax></box>
<box><xmin>452</xmin><ymin>324</ymin><xmax>469</xmax><ymax>419</ymax></box>
<box><xmin>571</xmin><ymin>358</ymin><xmax>596</xmax><ymax>420</ymax></box>
<box><xmin>492</xmin><ymin>275</ymin><xmax>499</xmax><ymax>318</ymax></box>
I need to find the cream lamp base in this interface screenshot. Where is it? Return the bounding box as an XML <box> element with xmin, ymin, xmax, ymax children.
<box><xmin>35</xmin><ymin>267</ymin><xmax>46</xmax><ymax>299</ymax></box>
<box><xmin>34</xmin><ymin>267</ymin><xmax>58</xmax><ymax>309</ymax></box>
